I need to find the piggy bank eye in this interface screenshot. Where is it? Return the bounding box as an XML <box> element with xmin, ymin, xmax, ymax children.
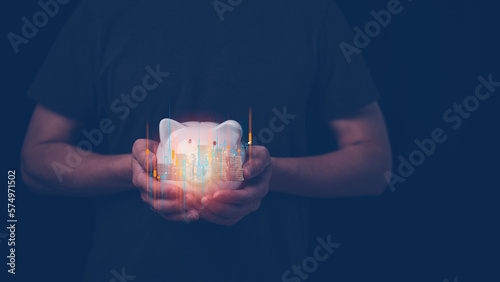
<box><xmin>188</xmin><ymin>139</ymin><xmax>192</xmax><ymax>144</ymax></box>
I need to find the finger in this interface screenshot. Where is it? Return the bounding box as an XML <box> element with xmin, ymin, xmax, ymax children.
<box><xmin>141</xmin><ymin>192</ymin><xmax>194</xmax><ymax>214</ymax></box>
<box><xmin>132</xmin><ymin>138</ymin><xmax>159</xmax><ymax>156</ymax></box>
<box><xmin>147</xmin><ymin>183</ymin><xmax>185</xmax><ymax>199</ymax></box>
<box><xmin>146</xmin><ymin>197</ymin><xmax>185</xmax><ymax>214</ymax></box>
<box><xmin>132</xmin><ymin>160</ymin><xmax>153</xmax><ymax>191</ymax></box>
<box><xmin>132</xmin><ymin>164</ymin><xmax>184</xmax><ymax>199</ymax></box>
<box><xmin>160</xmin><ymin>210</ymin><xmax>199</xmax><ymax>222</ymax></box>
<box><xmin>132</xmin><ymin>139</ymin><xmax>159</xmax><ymax>171</ymax></box>
<box><xmin>211</xmin><ymin>188</ymin><xmax>258</xmax><ymax>205</ymax></box>
<box><xmin>201</xmin><ymin>195</ymin><xmax>247</xmax><ymax>219</ymax></box>
<box><xmin>212</xmin><ymin>176</ymin><xmax>270</xmax><ymax>205</ymax></box>
<box><xmin>243</xmin><ymin>146</ymin><xmax>271</xmax><ymax>179</ymax></box>
<box><xmin>187</xmin><ymin>195</ymin><xmax>204</xmax><ymax>210</ymax></box>
<box><xmin>199</xmin><ymin>208</ymin><xmax>242</xmax><ymax>226</ymax></box>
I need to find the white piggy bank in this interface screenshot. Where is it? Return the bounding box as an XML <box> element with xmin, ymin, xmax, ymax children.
<box><xmin>156</xmin><ymin>119</ymin><xmax>247</xmax><ymax>196</ymax></box>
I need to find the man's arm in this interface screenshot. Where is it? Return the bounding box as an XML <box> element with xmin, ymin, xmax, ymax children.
<box><xmin>21</xmin><ymin>104</ymin><xmax>134</xmax><ymax>196</ymax></box>
<box><xmin>22</xmin><ymin>104</ymin><xmax>200</xmax><ymax>222</ymax></box>
<box><xmin>270</xmin><ymin>102</ymin><xmax>392</xmax><ymax>197</ymax></box>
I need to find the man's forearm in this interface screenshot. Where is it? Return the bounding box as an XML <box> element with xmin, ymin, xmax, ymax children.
<box><xmin>269</xmin><ymin>143</ymin><xmax>391</xmax><ymax>198</ymax></box>
<box><xmin>21</xmin><ymin>142</ymin><xmax>135</xmax><ymax>197</ymax></box>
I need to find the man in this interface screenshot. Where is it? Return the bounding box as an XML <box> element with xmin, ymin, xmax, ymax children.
<box><xmin>21</xmin><ymin>0</ymin><xmax>391</xmax><ymax>280</ymax></box>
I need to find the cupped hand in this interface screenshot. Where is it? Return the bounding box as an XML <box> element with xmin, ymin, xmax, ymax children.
<box><xmin>197</xmin><ymin>146</ymin><xmax>272</xmax><ymax>226</ymax></box>
<box><xmin>131</xmin><ymin>139</ymin><xmax>199</xmax><ymax>222</ymax></box>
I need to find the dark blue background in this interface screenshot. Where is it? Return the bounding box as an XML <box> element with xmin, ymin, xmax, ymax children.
<box><xmin>2</xmin><ymin>0</ymin><xmax>499</xmax><ymax>281</ymax></box>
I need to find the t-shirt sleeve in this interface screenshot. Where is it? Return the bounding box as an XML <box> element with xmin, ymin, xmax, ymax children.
<box><xmin>314</xmin><ymin>1</ymin><xmax>380</xmax><ymax>120</ymax></box>
<box><xmin>27</xmin><ymin>0</ymin><xmax>100</xmax><ymax>123</ymax></box>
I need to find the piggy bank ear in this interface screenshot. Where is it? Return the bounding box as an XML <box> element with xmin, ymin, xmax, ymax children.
<box><xmin>159</xmin><ymin>119</ymin><xmax>185</xmax><ymax>142</ymax></box>
<box><xmin>215</xmin><ymin>120</ymin><xmax>243</xmax><ymax>143</ymax></box>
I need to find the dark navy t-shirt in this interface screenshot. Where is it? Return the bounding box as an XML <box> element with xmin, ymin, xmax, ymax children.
<box><xmin>28</xmin><ymin>0</ymin><xmax>379</xmax><ymax>280</ymax></box>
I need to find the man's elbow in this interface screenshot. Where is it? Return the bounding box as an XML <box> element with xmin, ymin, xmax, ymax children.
<box><xmin>20</xmin><ymin>149</ymin><xmax>49</xmax><ymax>195</ymax></box>
<box><xmin>20</xmin><ymin>154</ymin><xmax>37</xmax><ymax>193</ymax></box>
<box><xmin>21</xmin><ymin>159</ymin><xmax>37</xmax><ymax>193</ymax></box>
